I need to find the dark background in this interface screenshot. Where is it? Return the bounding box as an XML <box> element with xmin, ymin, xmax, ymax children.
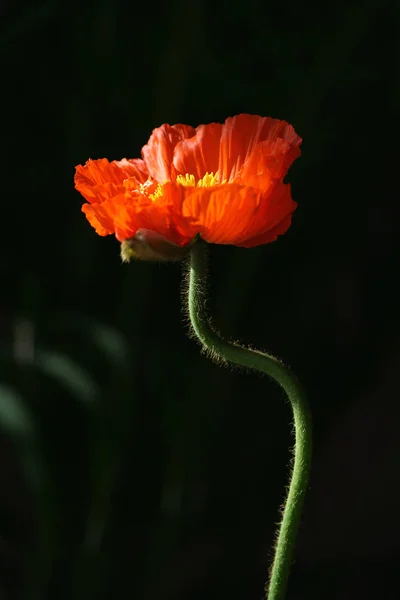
<box><xmin>1</xmin><ymin>0</ymin><xmax>398</xmax><ymax>598</ymax></box>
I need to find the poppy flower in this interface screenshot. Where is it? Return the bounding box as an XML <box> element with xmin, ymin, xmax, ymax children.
<box><xmin>75</xmin><ymin>114</ymin><xmax>302</xmax><ymax>261</ymax></box>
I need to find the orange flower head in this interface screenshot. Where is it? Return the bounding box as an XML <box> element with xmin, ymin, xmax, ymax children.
<box><xmin>74</xmin><ymin>114</ymin><xmax>302</xmax><ymax>260</ymax></box>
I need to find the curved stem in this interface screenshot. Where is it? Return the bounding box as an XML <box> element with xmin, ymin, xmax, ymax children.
<box><xmin>186</xmin><ymin>242</ymin><xmax>312</xmax><ymax>600</ymax></box>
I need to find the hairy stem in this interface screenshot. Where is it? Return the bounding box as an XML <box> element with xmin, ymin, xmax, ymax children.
<box><xmin>186</xmin><ymin>242</ymin><xmax>312</xmax><ymax>600</ymax></box>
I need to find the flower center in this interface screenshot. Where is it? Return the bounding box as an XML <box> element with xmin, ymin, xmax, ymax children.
<box><xmin>176</xmin><ymin>172</ymin><xmax>224</xmax><ymax>188</ymax></box>
<box><xmin>148</xmin><ymin>184</ymin><xmax>164</xmax><ymax>202</ymax></box>
<box><xmin>141</xmin><ymin>172</ymin><xmax>225</xmax><ymax>203</ymax></box>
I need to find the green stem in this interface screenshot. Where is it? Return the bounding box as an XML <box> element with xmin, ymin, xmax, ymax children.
<box><xmin>186</xmin><ymin>241</ymin><xmax>312</xmax><ymax>600</ymax></box>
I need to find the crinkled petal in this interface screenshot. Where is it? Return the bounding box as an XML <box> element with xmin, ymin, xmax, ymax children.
<box><xmin>82</xmin><ymin>182</ymin><xmax>195</xmax><ymax>246</ymax></box>
<box><xmin>81</xmin><ymin>193</ymin><xmax>125</xmax><ymax>236</ymax></box>
<box><xmin>181</xmin><ymin>181</ymin><xmax>296</xmax><ymax>246</ymax></box>
<box><xmin>134</xmin><ymin>182</ymin><xmax>197</xmax><ymax>245</ymax></box>
<box><xmin>172</xmin><ymin>123</ymin><xmax>223</xmax><ymax>180</ymax></box>
<box><xmin>179</xmin><ymin>184</ymin><xmax>258</xmax><ymax>245</ymax></box>
<box><xmin>75</xmin><ymin>158</ymin><xmax>148</xmax><ymax>203</ymax></box>
<box><xmin>237</xmin><ymin>214</ymin><xmax>293</xmax><ymax>248</ymax></box>
<box><xmin>76</xmin><ymin>115</ymin><xmax>302</xmax><ymax>250</ymax></box>
<box><xmin>218</xmin><ymin>114</ymin><xmax>302</xmax><ymax>182</ymax></box>
<box><xmin>141</xmin><ymin>124</ymin><xmax>196</xmax><ymax>182</ymax></box>
<box><xmin>170</xmin><ymin>114</ymin><xmax>301</xmax><ymax>186</ymax></box>
<box><xmin>239</xmin><ymin>138</ymin><xmax>302</xmax><ymax>189</ymax></box>
<box><xmin>233</xmin><ymin>183</ymin><xmax>297</xmax><ymax>246</ymax></box>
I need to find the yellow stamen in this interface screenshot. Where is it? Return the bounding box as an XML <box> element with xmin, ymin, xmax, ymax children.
<box><xmin>176</xmin><ymin>171</ymin><xmax>225</xmax><ymax>188</ymax></box>
<box><xmin>198</xmin><ymin>172</ymin><xmax>220</xmax><ymax>187</ymax></box>
<box><xmin>149</xmin><ymin>183</ymin><xmax>163</xmax><ymax>202</ymax></box>
<box><xmin>144</xmin><ymin>172</ymin><xmax>225</xmax><ymax>204</ymax></box>
<box><xmin>176</xmin><ymin>173</ymin><xmax>196</xmax><ymax>187</ymax></box>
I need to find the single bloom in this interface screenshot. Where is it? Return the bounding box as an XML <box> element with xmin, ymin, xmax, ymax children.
<box><xmin>74</xmin><ymin>114</ymin><xmax>302</xmax><ymax>260</ymax></box>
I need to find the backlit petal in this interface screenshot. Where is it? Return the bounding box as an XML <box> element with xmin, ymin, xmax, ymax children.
<box><xmin>171</xmin><ymin>114</ymin><xmax>301</xmax><ymax>185</ymax></box>
<box><xmin>218</xmin><ymin>114</ymin><xmax>302</xmax><ymax>181</ymax></box>
<box><xmin>75</xmin><ymin>158</ymin><xmax>148</xmax><ymax>203</ymax></box>
<box><xmin>134</xmin><ymin>182</ymin><xmax>197</xmax><ymax>245</ymax></box>
<box><xmin>180</xmin><ymin>184</ymin><xmax>262</xmax><ymax>244</ymax></box>
<box><xmin>81</xmin><ymin>194</ymin><xmax>124</xmax><ymax>236</ymax></box>
<box><xmin>237</xmin><ymin>214</ymin><xmax>293</xmax><ymax>248</ymax></box>
<box><xmin>141</xmin><ymin>123</ymin><xmax>196</xmax><ymax>182</ymax></box>
<box><xmin>181</xmin><ymin>181</ymin><xmax>296</xmax><ymax>246</ymax></box>
<box><xmin>172</xmin><ymin>123</ymin><xmax>223</xmax><ymax>180</ymax></box>
<box><xmin>81</xmin><ymin>182</ymin><xmax>195</xmax><ymax>246</ymax></box>
<box><xmin>240</xmin><ymin>138</ymin><xmax>302</xmax><ymax>189</ymax></box>
<box><xmin>233</xmin><ymin>183</ymin><xmax>297</xmax><ymax>246</ymax></box>
<box><xmin>75</xmin><ymin>115</ymin><xmax>302</xmax><ymax>251</ymax></box>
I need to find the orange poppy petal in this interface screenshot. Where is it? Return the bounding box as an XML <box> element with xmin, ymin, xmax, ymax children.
<box><xmin>170</xmin><ymin>114</ymin><xmax>301</xmax><ymax>185</ymax></box>
<box><xmin>218</xmin><ymin>114</ymin><xmax>302</xmax><ymax>182</ymax></box>
<box><xmin>180</xmin><ymin>184</ymin><xmax>262</xmax><ymax>244</ymax></box>
<box><xmin>81</xmin><ymin>193</ymin><xmax>149</xmax><ymax>242</ymax></box>
<box><xmin>233</xmin><ymin>183</ymin><xmax>297</xmax><ymax>246</ymax></box>
<box><xmin>132</xmin><ymin>182</ymin><xmax>197</xmax><ymax>246</ymax></box>
<box><xmin>82</xmin><ymin>182</ymin><xmax>195</xmax><ymax>246</ymax></box>
<box><xmin>132</xmin><ymin>210</ymin><xmax>193</xmax><ymax>246</ymax></box>
<box><xmin>76</xmin><ymin>115</ymin><xmax>301</xmax><ymax>251</ymax></box>
<box><xmin>237</xmin><ymin>214</ymin><xmax>293</xmax><ymax>248</ymax></box>
<box><xmin>239</xmin><ymin>138</ymin><xmax>302</xmax><ymax>189</ymax></box>
<box><xmin>172</xmin><ymin>123</ymin><xmax>223</xmax><ymax>180</ymax></box>
<box><xmin>141</xmin><ymin>123</ymin><xmax>196</xmax><ymax>182</ymax></box>
<box><xmin>82</xmin><ymin>196</ymin><xmax>122</xmax><ymax>236</ymax></box>
<box><xmin>75</xmin><ymin>158</ymin><xmax>148</xmax><ymax>203</ymax></box>
<box><xmin>181</xmin><ymin>181</ymin><xmax>296</xmax><ymax>246</ymax></box>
